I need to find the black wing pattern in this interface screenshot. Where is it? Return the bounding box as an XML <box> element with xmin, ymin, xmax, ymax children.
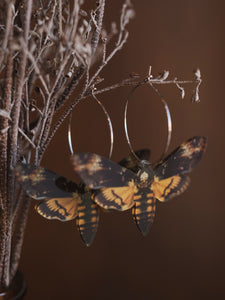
<box><xmin>151</xmin><ymin>136</ymin><xmax>207</xmax><ymax>203</ymax></box>
<box><xmin>152</xmin><ymin>174</ymin><xmax>191</xmax><ymax>202</ymax></box>
<box><xmin>35</xmin><ymin>196</ymin><xmax>78</xmax><ymax>221</ymax></box>
<box><xmin>154</xmin><ymin>136</ymin><xmax>207</xmax><ymax>180</ymax></box>
<box><xmin>94</xmin><ymin>183</ymin><xmax>136</xmax><ymax>211</ymax></box>
<box><xmin>71</xmin><ymin>153</ymin><xmax>136</xmax><ymax>189</ymax></box>
<box><xmin>15</xmin><ymin>164</ymin><xmax>77</xmax><ymax>200</ymax></box>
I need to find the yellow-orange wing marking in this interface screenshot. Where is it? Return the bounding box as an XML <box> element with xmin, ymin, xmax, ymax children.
<box><xmin>94</xmin><ymin>181</ymin><xmax>136</xmax><ymax>211</ymax></box>
<box><xmin>35</xmin><ymin>195</ymin><xmax>79</xmax><ymax>221</ymax></box>
<box><xmin>152</xmin><ymin>175</ymin><xmax>190</xmax><ymax>202</ymax></box>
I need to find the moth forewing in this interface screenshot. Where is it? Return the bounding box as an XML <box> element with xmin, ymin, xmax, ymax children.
<box><xmin>15</xmin><ymin>163</ymin><xmax>77</xmax><ymax>200</ymax></box>
<box><xmin>71</xmin><ymin>152</ymin><xmax>136</xmax><ymax>189</ymax></box>
<box><xmin>154</xmin><ymin>136</ymin><xmax>207</xmax><ymax>180</ymax></box>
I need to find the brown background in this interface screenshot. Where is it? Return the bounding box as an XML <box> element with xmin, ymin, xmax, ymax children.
<box><xmin>21</xmin><ymin>1</ymin><xmax>225</xmax><ymax>299</ymax></box>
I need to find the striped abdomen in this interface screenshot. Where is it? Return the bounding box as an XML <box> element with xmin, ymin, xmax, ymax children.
<box><xmin>76</xmin><ymin>191</ymin><xmax>99</xmax><ymax>247</ymax></box>
<box><xmin>132</xmin><ymin>190</ymin><xmax>156</xmax><ymax>236</ymax></box>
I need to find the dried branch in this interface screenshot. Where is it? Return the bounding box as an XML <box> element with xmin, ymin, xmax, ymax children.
<box><xmin>91</xmin><ymin>0</ymin><xmax>105</xmax><ymax>56</ymax></box>
<box><xmin>10</xmin><ymin>197</ymin><xmax>30</xmax><ymax>280</ymax></box>
<box><xmin>0</xmin><ymin>1</ymin><xmax>14</xmax><ymax>285</ymax></box>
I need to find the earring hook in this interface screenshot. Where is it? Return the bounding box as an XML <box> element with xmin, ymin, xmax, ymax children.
<box><xmin>124</xmin><ymin>74</ymin><xmax>172</xmax><ymax>165</ymax></box>
<box><xmin>68</xmin><ymin>89</ymin><xmax>114</xmax><ymax>159</ymax></box>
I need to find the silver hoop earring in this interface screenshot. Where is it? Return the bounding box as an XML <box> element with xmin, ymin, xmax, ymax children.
<box><xmin>68</xmin><ymin>89</ymin><xmax>114</xmax><ymax>159</ymax></box>
<box><xmin>124</xmin><ymin>76</ymin><xmax>172</xmax><ymax>165</ymax></box>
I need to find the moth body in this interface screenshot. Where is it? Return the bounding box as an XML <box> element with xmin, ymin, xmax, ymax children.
<box><xmin>133</xmin><ymin>164</ymin><xmax>156</xmax><ymax>236</ymax></box>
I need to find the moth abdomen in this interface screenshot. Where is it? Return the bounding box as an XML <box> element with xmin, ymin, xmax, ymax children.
<box><xmin>76</xmin><ymin>193</ymin><xmax>99</xmax><ymax>247</ymax></box>
<box><xmin>133</xmin><ymin>193</ymin><xmax>156</xmax><ymax>236</ymax></box>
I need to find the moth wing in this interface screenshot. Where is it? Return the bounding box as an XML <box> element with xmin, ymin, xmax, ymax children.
<box><xmin>118</xmin><ymin>149</ymin><xmax>151</xmax><ymax>173</ymax></box>
<box><xmin>152</xmin><ymin>174</ymin><xmax>191</xmax><ymax>202</ymax></box>
<box><xmin>94</xmin><ymin>184</ymin><xmax>136</xmax><ymax>211</ymax></box>
<box><xmin>154</xmin><ymin>136</ymin><xmax>207</xmax><ymax>179</ymax></box>
<box><xmin>55</xmin><ymin>176</ymin><xmax>78</xmax><ymax>193</ymax></box>
<box><xmin>35</xmin><ymin>195</ymin><xmax>78</xmax><ymax>221</ymax></box>
<box><xmin>71</xmin><ymin>153</ymin><xmax>136</xmax><ymax>189</ymax></box>
<box><xmin>15</xmin><ymin>164</ymin><xmax>77</xmax><ymax>200</ymax></box>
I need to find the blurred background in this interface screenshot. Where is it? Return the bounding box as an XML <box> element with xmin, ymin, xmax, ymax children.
<box><xmin>21</xmin><ymin>0</ymin><xmax>224</xmax><ymax>299</ymax></box>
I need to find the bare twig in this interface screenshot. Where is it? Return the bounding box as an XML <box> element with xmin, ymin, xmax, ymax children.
<box><xmin>4</xmin><ymin>0</ymin><xmax>33</xmax><ymax>287</ymax></box>
<box><xmin>91</xmin><ymin>0</ymin><xmax>105</xmax><ymax>56</ymax></box>
<box><xmin>18</xmin><ymin>128</ymin><xmax>36</xmax><ymax>149</ymax></box>
<box><xmin>0</xmin><ymin>2</ymin><xmax>14</xmax><ymax>285</ymax></box>
<box><xmin>0</xmin><ymin>1</ymin><xmax>15</xmax><ymax>68</ymax></box>
<box><xmin>10</xmin><ymin>197</ymin><xmax>30</xmax><ymax>281</ymax></box>
<box><xmin>9</xmin><ymin>0</ymin><xmax>33</xmax><ymax>168</ymax></box>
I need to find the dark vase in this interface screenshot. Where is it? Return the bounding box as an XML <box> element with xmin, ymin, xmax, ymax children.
<box><xmin>0</xmin><ymin>272</ymin><xmax>26</xmax><ymax>300</ymax></box>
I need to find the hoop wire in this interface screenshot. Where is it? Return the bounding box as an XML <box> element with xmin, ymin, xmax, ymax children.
<box><xmin>124</xmin><ymin>76</ymin><xmax>172</xmax><ymax>165</ymax></box>
<box><xmin>148</xmin><ymin>81</ymin><xmax>172</xmax><ymax>163</ymax></box>
<box><xmin>68</xmin><ymin>91</ymin><xmax>114</xmax><ymax>159</ymax></box>
<box><xmin>124</xmin><ymin>79</ymin><xmax>147</xmax><ymax>162</ymax></box>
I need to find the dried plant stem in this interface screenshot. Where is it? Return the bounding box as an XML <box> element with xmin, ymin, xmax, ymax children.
<box><xmin>91</xmin><ymin>0</ymin><xmax>105</xmax><ymax>56</ymax></box>
<box><xmin>9</xmin><ymin>0</ymin><xmax>32</xmax><ymax>168</ymax></box>
<box><xmin>10</xmin><ymin>198</ymin><xmax>30</xmax><ymax>280</ymax></box>
<box><xmin>0</xmin><ymin>56</ymin><xmax>13</xmax><ymax>286</ymax></box>
<box><xmin>2</xmin><ymin>0</ymin><xmax>33</xmax><ymax>287</ymax></box>
<box><xmin>55</xmin><ymin>64</ymin><xmax>86</xmax><ymax>111</ymax></box>
<box><xmin>69</xmin><ymin>0</ymin><xmax>79</xmax><ymax>41</ymax></box>
<box><xmin>58</xmin><ymin>0</ymin><xmax>63</xmax><ymax>39</ymax></box>
<box><xmin>0</xmin><ymin>3</ymin><xmax>14</xmax><ymax>285</ymax></box>
<box><xmin>36</xmin><ymin>64</ymin><xmax>86</xmax><ymax>162</ymax></box>
<box><xmin>0</xmin><ymin>1</ymin><xmax>14</xmax><ymax>68</ymax></box>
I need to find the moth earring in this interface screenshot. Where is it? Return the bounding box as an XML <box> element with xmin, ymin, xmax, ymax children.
<box><xmin>72</xmin><ymin>78</ymin><xmax>207</xmax><ymax>236</ymax></box>
<box><xmin>123</xmin><ymin>75</ymin><xmax>207</xmax><ymax>235</ymax></box>
<box><xmin>67</xmin><ymin>90</ymin><xmax>115</xmax><ymax>245</ymax></box>
<box><xmin>15</xmin><ymin>91</ymin><xmax>114</xmax><ymax>247</ymax></box>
